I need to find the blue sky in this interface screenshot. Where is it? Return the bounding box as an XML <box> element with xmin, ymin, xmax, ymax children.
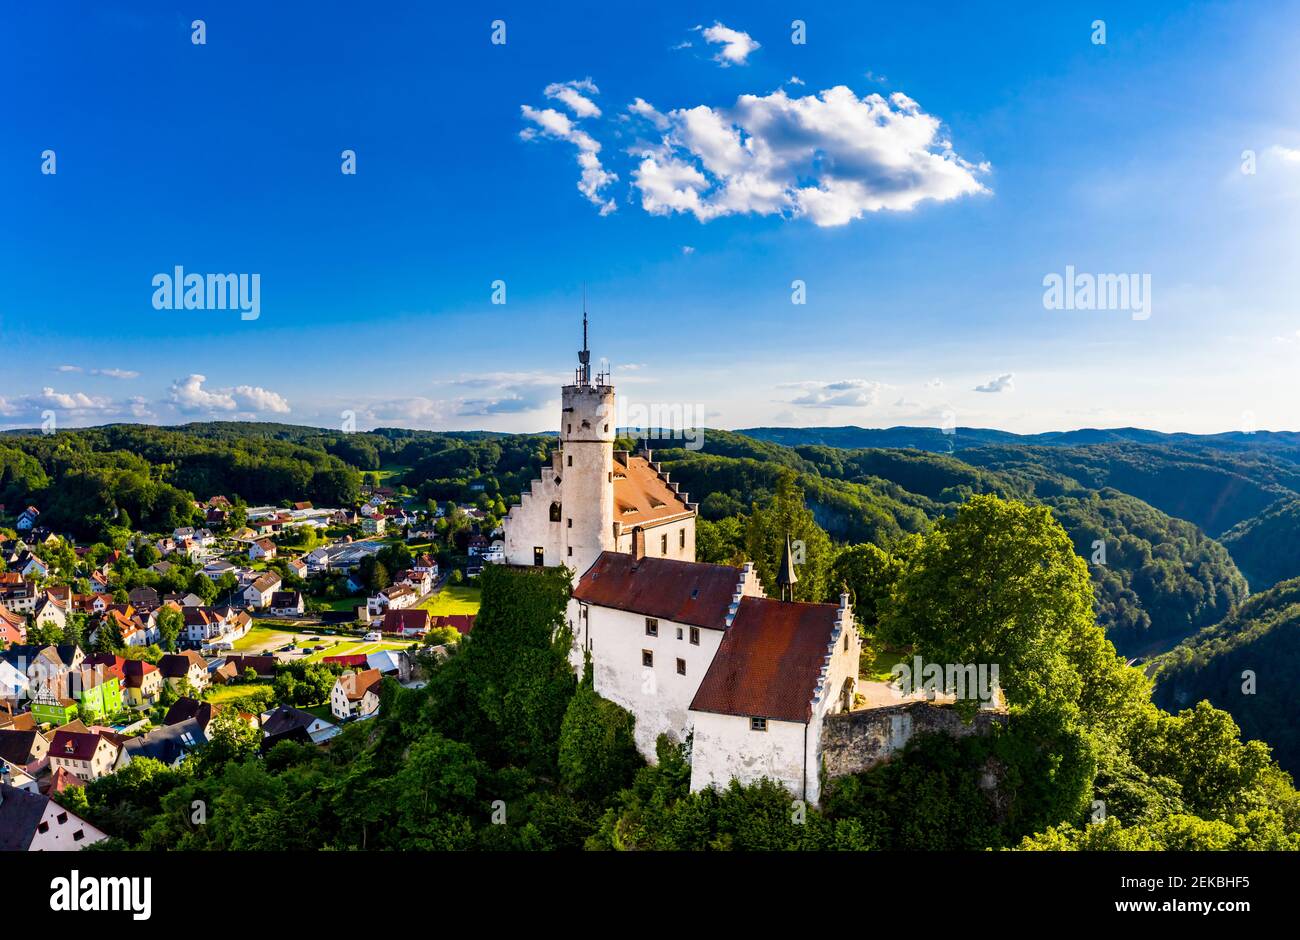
<box><xmin>3</xmin><ymin>2</ymin><xmax>1300</xmax><ymax>434</ymax></box>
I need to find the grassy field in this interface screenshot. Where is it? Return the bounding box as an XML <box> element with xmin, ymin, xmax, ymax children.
<box><xmin>233</xmin><ymin>623</ymin><xmax>333</xmax><ymax>653</ymax></box>
<box><xmin>418</xmin><ymin>584</ymin><xmax>481</xmax><ymax>616</ymax></box>
<box><xmin>864</xmin><ymin>649</ymin><xmax>909</xmax><ymax>683</ymax></box>
<box><xmin>301</xmin><ymin>640</ymin><xmax>413</xmax><ymax>663</ymax></box>
<box><xmin>204</xmin><ymin>680</ymin><xmax>274</xmax><ymax>705</ymax></box>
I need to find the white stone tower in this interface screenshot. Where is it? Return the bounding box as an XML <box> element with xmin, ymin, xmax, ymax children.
<box><xmin>559</xmin><ymin>311</ymin><xmax>615</xmax><ymax>580</ymax></box>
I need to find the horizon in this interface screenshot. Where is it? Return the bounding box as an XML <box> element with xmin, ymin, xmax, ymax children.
<box><xmin>5</xmin><ymin>3</ymin><xmax>1300</xmax><ymax>436</ymax></box>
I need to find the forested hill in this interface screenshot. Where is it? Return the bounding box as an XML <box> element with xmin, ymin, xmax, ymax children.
<box><xmin>1153</xmin><ymin>577</ymin><xmax>1300</xmax><ymax>775</ymax></box>
<box><xmin>5</xmin><ymin>419</ymin><xmax>1297</xmax><ymax>656</ymax></box>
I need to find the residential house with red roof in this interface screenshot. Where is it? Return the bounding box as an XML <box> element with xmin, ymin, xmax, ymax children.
<box><xmin>47</xmin><ymin>728</ymin><xmax>120</xmax><ymax>781</ymax></box>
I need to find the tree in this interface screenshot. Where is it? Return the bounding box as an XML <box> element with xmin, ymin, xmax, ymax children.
<box><xmin>134</xmin><ymin>543</ymin><xmax>161</xmax><ymax>568</ymax></box>
<box><xmin>743</xmin><ymin>470</ymin><xmax>833</xmax><ymax>603</ymax></box>
<box><xmin>558</xmin><ymin>656</ymin><xmax>642</xmax><ymax>801</ymax></box>
<box><xmin>188</xmin><ymin>573</ymin><xmax>218</xmax><ymax>606</ymax></box>
<box><xmin>95</xmin><ymin>616</ymin><xmax>124</xmax><ymax>654</ymax></box>
<box><xmin>156</xmin><ymin>605</ymin><xmax>183</xmax><ymax>652</ymax></box>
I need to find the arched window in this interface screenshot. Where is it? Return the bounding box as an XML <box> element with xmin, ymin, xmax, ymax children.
<box><xmin>549</xmin><ymin>502</ymin><xmax>562</xmax><ymax>522</ymax></box>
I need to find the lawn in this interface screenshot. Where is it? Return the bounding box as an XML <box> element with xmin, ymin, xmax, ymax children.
<box><xmin>864</xmin><ymin>648</ymin><xmax>910</xmax><ymax>683</ymax></box>
<box><xmin>233</xmin><ymin>623</ymin><xmax>322</xmax><ymax>653</ymax></box>
<box><xmin>204</xmin><ymin>680</ymin><xmax>274</xmax><ymax>705</ymax></box>
<box><xmin>418</xmin><ymin>584</ymin><xmax>481</xmax><ymax>616</ymax></box>
<box><xmin>301</xmin><ymin>640</ymin><xmax>413</xmax><ymax>663</ymax></box>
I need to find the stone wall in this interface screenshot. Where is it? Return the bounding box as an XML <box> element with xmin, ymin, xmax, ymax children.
<box><xmin>820</xmin><ymin>701</ymin><xmax>1007</xmax><ymax>779</ymax></box>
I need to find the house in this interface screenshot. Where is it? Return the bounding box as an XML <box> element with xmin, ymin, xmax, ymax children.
<box><xmin>230</xmin><ymin>526</ymin><xmax>257</xmax><ymax>542</ymax></box>
<box><xmin>466</xmin><ymin>533</ymin><xmax>490</xmax><ymax>556</ymax></box>
<box><xmin>15</xmin><ymin>507</ymin><xmax>40</xmax><ymax>531</ymax></box>
<box><xmin>202</xmin><ymin>559</ymin><xmax>238</xmax><ymax>579</ymax></box>
<box><xmin>158</xmin><ymin>651</ymin><xmax>210</xmax><ymax>693</ymax></box>
<box><xmin>70</xmin><ymin>664</ymin><xmax>123</xmax><ymax>720</ymax></box>
<box><xmin>182</xmin><ymin>607</ymin><xmax>228</xmax><ymax>646</ymax></box>
<box><xmin>29</xmin><ymin>687</ymin><xmax>78</xmax><ymax>726</ymax></box>
<box><xmin>206</xmin><ymin>507</ymin><xmax>228</xmax><ymax>525</ymax></box>
<box><xmin>381</xmin><ymin>608</ymin><xmax>428</xmax><ymax>637</ymax></box>
<box><xmin>361</xmin><ymin>515</ymin><xmax>386</xmax><ymax>536</ymax></box>
<box><xmin>47</xmin><ymin>729</ymin><xmax>121</xmax><ymax>781</ymax></box>
<box><xmin>395</xmin><ymin>568</ymin><xmax>433</xmax><ymax>594</ymax></box>
<box><xmin>243</xmin><ymin>572</ymin><xmax>281</xmax><ymax>609</ymax></box>
<box><xmin>222</xmin><ymin>654</ymin><xmax>277</xmax><ymax>680</ymax></box>
<box><xmin>117</xmin><ymin>718</ymin><xmax>209</xmax><ymax>769</ymax></box>
<box><xmin>2</xmin><ymin>760</ymin><xmax>39</xmax><ymax>793</ymax></box>
<box><xmin>0</xmin><ymin>602</ymin><xmax>25</xmax><ymax>647</ymax></box>
<box><xmin>260</xmin><ymin>705</ymin><xmax>339</xmax><ymax>749</ymax></box>
<box><xmin>32</xmin><ymin>594</ymin><xmax>67</xmax><ymax>631</ymax></box>
<box><xmin>286</xmin><ymin>558</ymin><xmax>308</xmax><ymax>578</ymax></box>
<box><xmin>249</xmin><ymin>537</ymin><xmax>277</xmax><ymax>561</ymax></box>
<box><xmin>293</xmin><ymin>501</ymin><xmax>313</xmax><ymax>511</ymax></box>
<box><xmin>0</xmin><ymin>780</ymin><xmax>108</xmax><ymax>850</ymax></box>
<box><xmin>413</xmin><ymin>553</ymin><xmax>438</xmax><ymax>574</ymax></box>
<box><xmin>330</xmin><ymin>669</ymin><xmax>382</xmax><ymax>721</ymax></box>
<box><xmin>163</xmin><ymin>697</ymin><xmax>219</xmax><ymax>733</ymax></box>
<box><xmin>48</xmin><ymin>765</ymin><xmax>87</xmax><ymax>794</ymax></box>
<box><xmin>6</xmin><ymin>644</ymin><xmax>85</xmax><ymax>701</ymax></box>
<box><xmin>0</xmin><ymin>728</ymin><xmax>48</xmax><ymax>770</ymax></box>
<box><xmin>121</xmin><ymin>660</ymin><xmax>162</xmax><ymax>708</ymax></box>
<box><xmin>0</xmin><ymin>656</ymin><xmax>26</xmax><ymax>705</ymax></box>
<box><xmin>127</xmin><ymin>586</ymin><xmax>161</xmax><ymax>611</ymax></box>
<box><xmin>366</xmin><ymin>649</ymin><xmax>412</xmax><ymax>682</ymax></box>
<box><xmin>429</xmin><ymin>614</ymin><xmax>476</xmax><ymax>636</ymax></box>
<box><xmin>0</xmin><ymin>574</ymin><xmax>36</xmax><ymax>613</ymax></box>
<box><xmin>368</xmin><ymin>584</ymin><xmax>417</xmax><ymax>616</ymax></box>
<box><xmin>163</xmin><ymin>592</ymin><xmax>204</xmax><ymax>608</ymax></box>
<box><xmin>268</xmin><ymin>591</ymin><xmax>304</xmax><ymax>616</ymax></box>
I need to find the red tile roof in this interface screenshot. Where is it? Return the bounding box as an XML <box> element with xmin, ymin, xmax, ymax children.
<box><xmin>323</xmin><ymin>653</ymin><xmax>369</xmax><ymax>668</ymax></box>
<box><xmin>612</xmin><ymin>454</ymin><xmax>694</xmax><ymax>527</ymax></box>
<box><xmin>573</xmin><ymin>553</ymin><xmax>742</xmax><ymax>630</ymax></box>
<box><xmin>382</xmin><ymin>609</ymin><xmax>429</xmax><ymax>634</ymax></box>
<box><xmin>50</xmin><ymin>729</ymin><xmax>114</xmax><ymax>762</ymax></box>
<box><xmin>689</xmin><ymin>596</ymin><xmax>840</xmax><ymax>724</ymax></box>
<box><xmin>429</xmin><ymin>614</ymin><xmax>475</xmax><ymax>635</ymax></box>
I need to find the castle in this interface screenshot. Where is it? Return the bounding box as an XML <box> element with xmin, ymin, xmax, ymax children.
<box><xmin>503</xmin><ymin>317</ymin><xmax>861</xmax><ymax>804</ymax></box>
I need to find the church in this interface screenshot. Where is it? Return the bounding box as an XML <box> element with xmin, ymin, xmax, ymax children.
<box><xmin>503</xmin><ymin>318</ymin><xmax>860</xmax><ymax>804</ymax></box>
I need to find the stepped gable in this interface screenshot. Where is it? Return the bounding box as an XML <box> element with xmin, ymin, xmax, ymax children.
<box><xmin>612</xmin><ymin>449</ymin><xmax>694</xmax><ymax>527</ymax></box>
<box><xmin>690</xmin><ymin>595</ymin><xmax>844</xmax><ymax>723</ymax></box>
<box><xmin>574</xmin><ymin>552</ymin><xmax>747</xmax><ymax>630</ymax></box>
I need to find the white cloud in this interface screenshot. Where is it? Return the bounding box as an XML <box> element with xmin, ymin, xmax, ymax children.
<box><xmin>629</xmin><ymin>85</ymin><xmax>989</xmax><ymax>226</ymax></box>
<box><xmin>973</xmin><ymin>373</ymin><xmax>1015</xmax><ymax>393</ymax></box>
<box><xmin>1268</xmin><ymin>145</ymin><xmax>1300</xmax><ymax>163</ymax></box>
<box><xmin>169</xmin><ymin>374</ymin><xmax>290</xmax><ymax>415</ymax></box>
<box><xmin>681</xmin><ymin>245</ymin><xmax>695</xmax><ymax>255</ymax></box>
<box><xmin>521</xmin><ymin>82</ymin><xmax>618</xmax><ymax>215</ymax></box>
<box><xmin>545</xmin><ymin>78</ymin><xmax>602</xmax><ymax>119</ymax></box>
<box><xmin>628</xmin><ymin>97</ymin><xmax>670</xmax><ymax>131</ymax></box>
<box><xmin>787</xmin><ymin>76</ymin><xmax>804</xmax><ymax>86</ymax></box>
<box><xmin>35</xmin><ymin>387</ymin><xmax>113</xmax><ymax>411</ymax></box>
<box><xmin>784</xmin><ymin>379</ymin><xmax>883</xmax><ymax>408</ymax></box>
<box><xmin>699</xmin><ymin>22</ymin><xmax>760</xmax><ymax>66</ymax></box>
<box><xmin>54</xmin><ymin>364</ymin><xmax>138</xmax><ymax>379</ymax></box>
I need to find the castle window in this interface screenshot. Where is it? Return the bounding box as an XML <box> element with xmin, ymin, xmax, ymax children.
<box><xmin>844</xmin><ymin>632</ymin><xmax>850</xmax><ymax>651</ymax></box>
<box><xmin>676</xmin><ymin>627</ymin><xmax>683</xmax><ymax>640</ymax></box>
<box><xmin>642</xmin><ymin>650</ymin><xmax>653</xmax><ymax>667</ymax></box>
<box><xmin>604</xmin><ymin>424</ymin><xmax>609</xmax><ymax>432</ymax></box>
<box><xmin>690</xmin><ymin>627</ymin><xmax>699</xmax><ymax>645</ymax></box>
<box><xmin>567</xmin><ymin>546</ymin><xmax>573</xmax><ymax>557</ymax></box>
<box><xmin>750</xmin><ymin>717</ymin><xmax>767</xmax><ymax>732</ymax></box>
<box><xmin>549</xmin><ymin>502</ymin><xmax>562</xmax><ymax>522</ymax></box>
<box><xmin>676</xmin><ymin>658</ymin><xmax>686</xmax><ymax>676</ymax></box>
<box><xmin>645</xmin><ymin>618</ymin><xmax>658</xmax><ymax>637</ymax></box>
<box><xmin>533</xmin><ymin>547</ymin><xmax>544</xmax><ymax>566</ymax></box>
<box><xmin>661</xmin><ymin>533</ymin><xmax>668</xmax><ymax>553</ymax></box>
<box><xmin>567</xmin><ymin>455</ymin><xmax>573</xmax><ymax>467</ymax></box>
<box><xmin>680</xmin><ymin>529</ymin><xmax>686</xmax><ymax>549</ymax></box>
<box><xmin>567</xmin><ymin>518</ymin><xmax>572</xmax><ymax>528</ymax></box>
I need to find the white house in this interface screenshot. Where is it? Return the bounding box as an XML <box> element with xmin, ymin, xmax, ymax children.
<box><xmin>243</xmin><ymin>572</ymin><xmax>281</xmax><ymax>609</ymax></box>
<box><xmin>249</xmin><ymin>538</ymin><xmax>277</xmax><ymax>561</ymax></box>
<box><xmin>330</xmin><ymin>668</ymin><xmax>382</xmax><ymax>721</ymax></box>
<box><xmin>0</xmin><ymin>781</ymin><xmax>109</xmax><ymax>850</ymax></box>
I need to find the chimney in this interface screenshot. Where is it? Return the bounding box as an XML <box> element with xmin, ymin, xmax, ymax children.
<box><xmin>631</xmin><ymin>527</ymin><xmax>645</xmax><ymax>564</ymax></box>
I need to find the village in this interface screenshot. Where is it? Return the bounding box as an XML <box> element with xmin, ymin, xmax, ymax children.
<box><xmin>0</xmin><ymin>484</ymin><xmax>497</xmax><ymax>849</ymax></box>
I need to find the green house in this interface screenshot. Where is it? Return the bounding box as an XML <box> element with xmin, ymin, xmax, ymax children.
<box><xmin>74</xmin><ymin>673</ymin><xmax>122</xmax><ymax>720</ymax></box>
<box><xmin>30</xmin><ymin>687</ymin><xmax>78</xmax><ymax>726</ymax></box>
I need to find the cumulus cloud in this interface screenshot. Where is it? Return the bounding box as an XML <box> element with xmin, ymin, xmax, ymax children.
<box><xmin>1268</xmin><ymin>145</ymin><xmax>1300</xmax><ymax>163</ymax></box>
<box><xmin>784</xmin><ymin>379</ymin><xmax>883</xmax><ymax>408</ymax></box>
<box><xmin>521</xmin><ymin>82</ymin><xmax>618</xmax><ymax>215</ymax></box>
<box><xmin>628</xmin><ymin>85</ymin><xmax>989</xmax><ymax>226</ymax></box>
<box><xmin>169</xmin><ymin>374</ymin><xmax>290</xmax><ymax>415</ymax></box>
<box><xmin>973</xmin><ymin>373</ymin><xmax>1015</xmax><ymax>393</ymax></box>
<box><xmin>34</xmin><ymin>387</ymin><xmax>113</xmax><ymax>411</ymax></box>
<box><xmin>698</xmin><ymin>22</ymin><xmax>760</xmax><ymax>66</ymax></box>
<box><xmin>545</xmin><ymin>78</ymin><xmax>602</xmax><ymax>118</ymax></box>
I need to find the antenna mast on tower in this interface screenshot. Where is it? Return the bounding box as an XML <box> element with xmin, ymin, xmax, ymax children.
<box><xmin>577</xmin><ymin>287</ymin><xmax>592</xmax><ymax>385</ymax></box>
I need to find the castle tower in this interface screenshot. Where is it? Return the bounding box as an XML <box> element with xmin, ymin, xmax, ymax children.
<box><xmin>559</xmin><ymin>311</ymin><xmax>616</xmax><ymax>580</ymax></box>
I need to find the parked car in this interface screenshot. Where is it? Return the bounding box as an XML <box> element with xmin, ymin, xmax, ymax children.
<box><xmin>363</xmin><ymin>631</ymin><xmax>382</xmax><ymax>641</ymax></box>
